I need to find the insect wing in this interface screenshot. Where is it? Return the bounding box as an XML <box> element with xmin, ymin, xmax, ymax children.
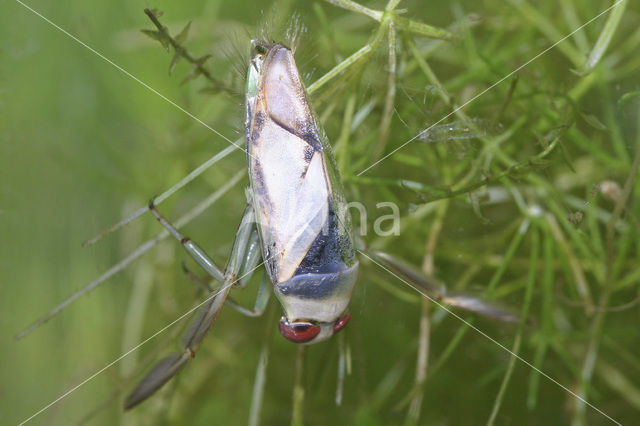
<box><xmin>247</xmin><ymin>45</ymin><xmax>351</xmax><ymax>283</ymax></box>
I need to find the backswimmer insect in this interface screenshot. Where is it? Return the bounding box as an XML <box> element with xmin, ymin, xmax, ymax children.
<box><xmin>16</xmin><ymin>14</ymin><xmax>518</xmax><ymax>419</ymax></box>
<box><xmin>123</xmin><ymin>40</ymin><xmax>361</xmax><ymax>408</ymax></box>
<box><xmin>11</xmin><ymin>2</ymin><xmax>640</xmax><ymax>424</ymax></box>
<box><xmin>121</xmin><ymin>40</ymin><xmax>518</xmax><ymax>409</ymax></box>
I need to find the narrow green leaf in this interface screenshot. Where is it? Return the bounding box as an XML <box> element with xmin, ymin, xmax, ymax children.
<box><xmin>141</xmin><ymin>29</ymin><xmax>170</xmax><ymax>51</ymax></box>
<box><xmin>180</xmin><ymin>69</ymin><xmax>202</xmax><ymax>86</ymax></box>
<box><xmin>577</xmin><ymin>0</ymin><xmax>628</xmax><ymax>74</ymax></box>
<box><xmin>169</xmin><ymin>50</ymin><xmax>182</xmax><ymax>75</ymax></box>
<box><xmin>141</xmin><ymin>29</ymin><xmax>161</xmax><ymax>41</ymax></box>
<box><xmin>176</xmin><ymin>21</ymin><xmax>192</xmax><ymax>46</ymax></box>
<box><xmin>617</xmin><ymin>90</ymin><xmax>640</xmax><ymax>110</ymax></box>
<box><xmin>580</xmin><ymin>112</ymin><xmax>608</xmax><ymax>131</ymax></box>
<box><xmin>395</xmin><ymin>16</ymin><xmax>456</xmax><ymax>40</ymax></box>
<box><xmin>195</xmin><ymin>54</ymin><xmax>213</xmax><ymax>66</ymax></box>
<box><xmin>507</xmin><ymin>0</ymin><xmax>586</xmax><ymax>67</ymax></box>
<box><xmin>559</xmin><ymin>141</ymin><xmax>577</xmax><ymax>172</ymax></box>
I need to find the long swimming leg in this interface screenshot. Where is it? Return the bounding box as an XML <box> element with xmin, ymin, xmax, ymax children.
<box><xmin>124</xmin><ymin>204</ymin><xmax>256</xmax><ymax>409</ymax></box>
<box><xmin>368</xmin><ymin>251</ymin><xmax>519</xmax><ymax>323</ymax></box>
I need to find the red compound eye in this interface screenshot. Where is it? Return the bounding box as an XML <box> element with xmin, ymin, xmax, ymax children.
<box><xmin>333</xmin><ymin>311</ymin><xmax>351</xmax><ymax>334</ymax></box>
<box><xmin>279</xmin><ymin>319</ymin><xmax>321</xmax><ymax>343</ymax></box>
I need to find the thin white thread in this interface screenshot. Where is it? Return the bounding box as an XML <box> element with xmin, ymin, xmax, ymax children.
<box><xmin>17</xmin><ymin>259</ymin><xmax>266</xmax><ymax>426</ymax></box>
<box><xmin>358</xmin><ymin>250</ymin><xmax>622</xmax><ymax>426</ymax></box>
<box><xmin>13</xmin><ymin>0</ymin><xmax>247</xmax><ymax>156</ymax></box>
<box><xmin>357</xmin><ymin>0</ymin><xmax>624</xmax><ymax>176</ymax></box>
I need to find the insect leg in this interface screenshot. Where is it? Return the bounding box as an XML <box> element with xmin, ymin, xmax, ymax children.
<box><xmin>237</xmin><ymin>230</ymin><xmax>262</xmax><ymax>287</ymax></box>
<box><xmin>180</xmin><ymin>261</ymin><xmax>215</xmax><ymax>292</ymax></box>
<box><xmin>124</xmin><ymin>205</ymin><xmax>256</xmax><ymax>410</ymax></box>
<box><xmin>14</xmin><ymin>172</ymin><xmax>245</xmax><ymax>341</ymax></box>
<box><xmin>180</xmin><ymin>229</ymin><xmax>269</xmax><ymax>317</ymax></box>
<box><xmin>368</xmin><ymin>251</ymin><xmax>519</xmax><ymax>322</ymax></box>
<box><xmin>225</xmin><ymin>275</ymin><xmax>271</xmax><ymax>317</ymax></box>
<box><xmin>148</xmin><ymin>199</ymin><xmax>230</xmax><ymax>282</ymax></box>
<box><xmin>223</xmin><ymin>230</ymin><xmax>270</xmax><ymax>316</ymax></box>
<box><xmin>369</xmin><ymin>251</ymin><xmax>446</xmax><ymax>296</ymax></box>
<box><xmin>180</xmin><ymin>229</ymin><xmax>259</xmax><ymax>290</ymax></box>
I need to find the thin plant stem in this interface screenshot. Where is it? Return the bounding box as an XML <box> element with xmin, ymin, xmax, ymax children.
<box><xmin>545</xmin><ymin>213</ymin><xmax>594</xmax><ymax>315</ymax></box>
<box><xmin>573</xmin><ymin>106</ymin><xmax>640</xmax><ymax>425</ymax></box>
<box><xmin>404</xmin><ymin>188</ymin><xmax>450</xmax><ymax>424</ymax></box>
<box><xmin>487</xmin><ymin>228</ymin><xmax>539</xmax><ymax>425</ymax></box>
<box><xmin>506</xmin><ymin>0</ymin><xmax>587</xmax><ymax>67</ymax></box>
<box><xmin>336</xmin><ymin>332</ymin><xmax>347</xmax><ymax>406</ymax></box>
<box><xmin>337</xmin><ymin>92</ymin><xmax>357</xmax><ymax>175</ymax></box>
<box><xmin>487</xmin><ymin>218</ymin><xmax>530</xmax><ymax>294</ymax></box>
<box><xmin>15</xmin><ymin>170</ymin><xmax>245</xmax><ymax>340</ymax></box>
<box><xmin>324</xmin><ymin>0</ymin><xmax>383</xmax><ymax>21</ymax></box>
<box><xmin>143</xmin><ymin>8</ymin><xmax>228</xmax><ymax>89</ymax></box>
<box><xmin>373</xmin><ymin>20</ymin><xmax>397</xmax><ymax>160</ymax></box>
<box><xmin>560</xmin><ymin>0</ymin><xmax>590</xmax><ymax>53</ymax></box>
<box><xmin>527</xmin><ymin>230</ymin><xmax>554</xmax><ymax>408</ymax></box>
<box><xmin>324</xmin><ymin>0</ymin><xmax>455</xmax><ymax>40</ymax></box>
<box><xmin>249</xmin><ymin>302</ymin><xmax>276</xmax><ymax>426</ymax></box>
<box><xmin>579</xmin><ymin>0</ymin><xmax>629</xmax><ymax>74</ymax></box>
<box><xmin>83</xmin><ymin>144</ymin><xmax>237</xmax><ymax>247</ymax></box>
<box><xmin>291</xmin><ymin>346</ymin><xmax>306</xmax><ymax>426</ymax></box>
<box><xmin>307</xmin><ymin>21</ymin><xmax>388</xmax><ymax>94</ymax></box>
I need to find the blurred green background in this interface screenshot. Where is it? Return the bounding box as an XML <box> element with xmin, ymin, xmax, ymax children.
<box><xmin>1</xmin><ymin>0</ymin><xmax>639</xmax><ymax>425</ymax></box>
